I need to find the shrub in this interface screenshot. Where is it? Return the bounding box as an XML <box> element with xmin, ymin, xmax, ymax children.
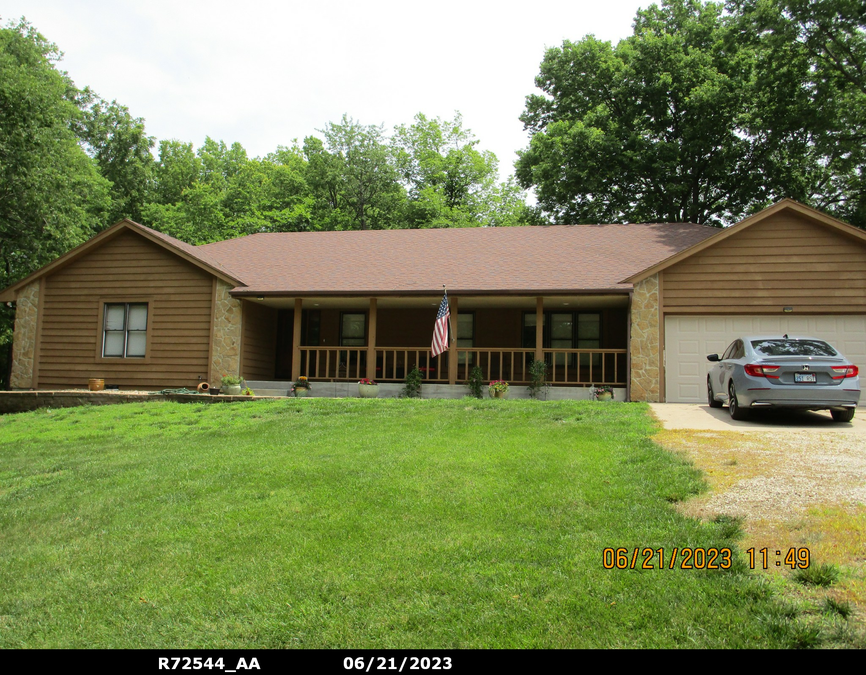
<box><xmin>527</xmin><ymin>359</ymin><xmax>549</xmax><ymax>399</ymax></box>
<box><xmin>466</xmin><ymin>366</ymin><xmax>484</xmax><ymax>399</ymax></box>
<box><xmin>403</xmin><ymin>365</ymin><xmax>423</xmax><ymax>398</ymax></box>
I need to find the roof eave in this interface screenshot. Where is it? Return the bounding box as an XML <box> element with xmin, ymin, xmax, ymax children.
<box><xmin>230</xmin><ymin>287</ymin><xmax>634</xmax><ymax>298</ymax></box>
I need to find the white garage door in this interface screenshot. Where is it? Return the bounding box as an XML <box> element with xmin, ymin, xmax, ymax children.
<box><xmin>664</xmin><ymin>315</ymin><xmax>866</xmax><ymax>403</ymax></box>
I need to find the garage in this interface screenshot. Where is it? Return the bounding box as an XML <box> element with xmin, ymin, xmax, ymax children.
<box><xmin>625</xmin><ymin>200</ymin><xmax>866</xmax><ymax>404</ymax></box>
<box><xmin>664</xmin><ymin>314</ymin><xmax>866</xmax><ymax>403</ymax></box>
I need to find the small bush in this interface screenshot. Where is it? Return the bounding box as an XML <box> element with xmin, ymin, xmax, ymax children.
<box><xmin>527</xmin><ymin>360</ymin><xmax>549</xmax><ymax>400</ymax></box>
<box><xmin>403</xmin><ymin>365</ymin><xmax>423</xmax><ymax>398</ymax></box>
<box><xmin>465</xmin><ymin>366</ymin><xmax>484</xmax><ymax>399</ymax></box>
<box><xmin>793</xmin><ymin>563</ymin><xmax>839</xmax><ymax>587</ymax></box>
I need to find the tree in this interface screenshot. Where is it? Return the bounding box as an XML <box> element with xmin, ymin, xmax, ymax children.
<box><xmin>143</xmin><ymin>138</ymin><xmax>313</xmax><ymax>243</ymax></box>
<box><xmin>392</xmin><ymin>112</ymin><xmax>529</xmax><ymax>227</ymax></box>
<box><xmin>0</xmin><ymin>19</ymin><xmax>110</xmax><ymax>385</ymax></box>
<box><xmin>516</xmin><ymin>0</ymin><xmax>866</xmax><ymax>226</ymax></box>
<box><xmin>305</xmin><ymin>116</ymin><xmax>405</xmax><ymax>231</ymax></box>
<box><xmin>517</xmin><ymin>1</ymin><xmax>766</xmax><ymax>225</ymax></box>
<box><xmin>79</xmin><ymin>95</ymin><xmax>155</xmax><ymax>224</ymax></box>
<box><xmin>731</xmin><ymin>0</ymin><xmax>866</xmax><ymax>227</ymax></box>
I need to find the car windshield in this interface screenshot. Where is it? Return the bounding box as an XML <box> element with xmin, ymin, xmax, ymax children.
<box><xmin>750</xmin><ymin>339</ymin><xmax>838</xmax><ymax>357</ymax></box>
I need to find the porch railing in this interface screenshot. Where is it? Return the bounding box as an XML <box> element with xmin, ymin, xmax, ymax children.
<box><xmin>298</xmin><ymin>347</ymin><xmax>368</xmax><ymax>381</ymax></box>
<box><xmin>297</xmin><ymin>346</ymin><xmax>626</xmax><ymax>386</ymax></box>
<box><xmin>456</xmin><ymin>348</ymin><xmax>626</xmax><ymax>385</ymax></box>
<box><xmin>541</xmin><ymin>348</ymin><xmax>626</xmax><ymax>385</ymax></box>
<box><xmin>376</xmin><ymin>348</ymin><xmax>448</xmax><ymax>382</ymax></box>
<box><xmin>297</xmin><ymin>347</ymin><xmax>448</xmax><ymax>382</ymax></box>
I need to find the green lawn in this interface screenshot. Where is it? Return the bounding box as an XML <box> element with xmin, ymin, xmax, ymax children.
<box><xmin>0</xmin><ymin>398</ymin><xmax>803</xmax><ymax>648</ymax></box>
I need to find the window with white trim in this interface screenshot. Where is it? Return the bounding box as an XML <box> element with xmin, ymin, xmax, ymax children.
<box><xmin>103</xmin><ymin>303</ymin><xmax>148</xmax><ymax>357</ymax></box>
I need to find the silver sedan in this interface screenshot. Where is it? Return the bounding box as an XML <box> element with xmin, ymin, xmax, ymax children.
<box><xmin>706</xmin><ymin>336</ymin><xmax>860</xmax><ymax>422</ymax></box>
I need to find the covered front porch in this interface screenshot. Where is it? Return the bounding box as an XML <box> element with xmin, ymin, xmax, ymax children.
<box><xmin>237</xmin><ymin>293</ymin><xmax>630</xmax><ymax>394</ymax></box>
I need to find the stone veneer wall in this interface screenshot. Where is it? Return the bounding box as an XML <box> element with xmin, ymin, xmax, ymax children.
<box><xmin>10</xmin><ymin>280</ymin><xmax>40</xmax><ymax>389</ymax></box>
<box><xmin>630</xmin><ymin>273</ymin><xmax>660</xmax><ymax>402</ymax></box>
<box><xmin>210</xmin><ymin>279</ymin><xmax>242</xmax><ymax>385</ymax></box>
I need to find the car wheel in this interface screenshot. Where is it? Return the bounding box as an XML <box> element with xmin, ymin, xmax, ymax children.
<box><xmin>728</xmin><ymin>382</ymin><xmax>749</xmax><ymax>420</ymax></box>
<box><xmin>708</xmin><ymin>377</ymin><xmax>722</xmax><ymax>408</ymax></box>
<box><xmin>830</xmin><ymin>408</ymin><xmax>855</xmax><ymax>423</ymax></box>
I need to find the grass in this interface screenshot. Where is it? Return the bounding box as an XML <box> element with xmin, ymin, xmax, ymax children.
<box><xmin>0</xmin><ymin>398</ymin><xmax>807</xmax><ymax>648</ymax></box>
<box><xmin>653</xmin><ymin>428</ymin><xmax>866</xmax><ymax>647</ymax></box>
<box><xmin>793</xmin><ymin>563</ymin><xmax>840</xmax><ymax>588</ymax></box>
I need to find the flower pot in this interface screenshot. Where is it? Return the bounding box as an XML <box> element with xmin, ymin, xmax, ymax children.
<box><xmin>358</xmin><ymin>383</ymin><xmax>379</xmax><ymax>398</ymax></box>
<box><xmin>596</xmin><ymin>392</ymin><xmax>613</xmax><ymax>401</ymax></box>
<box><xmin>88</xmin><ymin>378</ymin><xmax>104</xmax><ymax>392</ymax></box>
<box><xmin>223</xmin><ymin>384</ymin><xmax>242</xmax><ymax>396</ymax></box>
<box><xmin>489</xmin><ymin>389</ymin><xmax>508</xmax><ymax>399</ymax></box>
<box><xmin>294</xmin><ymin>387</ymin><xmax>309</xmax><ymax>398</ymax></box>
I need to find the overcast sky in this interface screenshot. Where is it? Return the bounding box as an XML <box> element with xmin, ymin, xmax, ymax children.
<box><xmin>2</xmin><ymin>0</ymin><xmax>648</xmax><ymax>182</ymax></box>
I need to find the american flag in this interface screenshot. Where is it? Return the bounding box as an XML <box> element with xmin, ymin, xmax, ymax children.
<box><xmin>431</xmin><ymin>291</ymin><xmax>451</xmax><ymax>357</ymax></box>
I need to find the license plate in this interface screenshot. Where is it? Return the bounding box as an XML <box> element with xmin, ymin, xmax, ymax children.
<box><xmin>795</xmin><ymin>373</ymin><xmax>817</xmax><ymax>383</ymax></box>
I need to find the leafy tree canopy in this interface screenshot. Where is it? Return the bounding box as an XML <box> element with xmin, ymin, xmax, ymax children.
<box><xmin>730</xmin><ymin>0</ymin><xmax>866</xmax><ymax>226</ymax></box>
<box><xmin>304</xmin><ymin>116</ymin><xmax>405</xmax><ymax>231</ymax></box>
<box><xmin>516</xmin><ymin>0</ymin><xmax>866</xmax><ymax>227</ymax></box>
<box><xmin>392</xmin><ymin>112</ymin><xmax>528</xmax><ymax>228</ymax></box>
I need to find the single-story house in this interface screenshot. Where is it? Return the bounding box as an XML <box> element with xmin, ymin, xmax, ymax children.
<box><xmin>2</xmin><ymin>198</ymin><xmax>865</xmax><ymax>401</ymax></box>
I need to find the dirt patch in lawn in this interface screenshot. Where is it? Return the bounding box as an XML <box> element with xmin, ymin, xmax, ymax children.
<box><xmin>654</xmin><ymin>428</ymin><xmax>866</xmax><ymax>643</ymax></box>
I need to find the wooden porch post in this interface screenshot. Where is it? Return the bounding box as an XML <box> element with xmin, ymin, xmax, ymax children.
<box><xmin>535</xmin><ymin>297</ymin><xmax>544</xmax><ymax>363</ymax></box>
<box><xmin>367</xmin><ymin>297</ymin><xmax>377</xmax><ymax>381</ymax></box>
<box><xmin>448</xmin><ymin>296</ymin><xmax>458</xmax><ymax>385</ymax></box>
<box><xmin>291</xmin><ymin>297</ymin><xmax>302</xmax><ymax>381</ymax></box>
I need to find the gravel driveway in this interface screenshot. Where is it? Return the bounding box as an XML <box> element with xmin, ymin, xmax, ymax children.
<box><xmin>650</xmin><ymin>403</ymin><xmax>866</xmax><ymax>520</ymax></box>
<box><xmin>650</xmin><ymin>403</ymin><xmax>866</xmax><ymax>632</ymax></box>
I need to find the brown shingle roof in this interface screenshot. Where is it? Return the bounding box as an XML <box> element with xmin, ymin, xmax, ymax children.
<box><xmin>196</xmin><ymin>223</ymin><xmax>719</xmax><ymax>295</ymax></box>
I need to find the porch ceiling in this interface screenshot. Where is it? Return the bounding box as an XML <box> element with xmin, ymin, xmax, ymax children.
<box><xmin>244</xmin><ymin>294</ymin><xmax>629</xmax><ymax>310</ymax></box>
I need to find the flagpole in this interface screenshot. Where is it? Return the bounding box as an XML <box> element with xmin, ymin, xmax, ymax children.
<box><xmin>443</xmin><ymin>284</ymin><xmax>453</xmax><ymax>345</ymax></box>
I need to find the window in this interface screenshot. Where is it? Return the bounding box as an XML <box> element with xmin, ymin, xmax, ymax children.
<box><xmin>340</xmin><ymin>313</ymin><xmax>366</xmax><ymax>346</ymax></box>
<box><xmin>522</xmin><ymin>312</ymin><xmax>602</xmax><ymax>366</ymax></box>
<box><xmin>103</xmin><ymin>303</ymin><xmax>148</xmax><ymax>358</ymax></box>
<box><xmin>457</xmin><ymin>312</ymin><xmax>474</xmax><ymax>364</ymax></box>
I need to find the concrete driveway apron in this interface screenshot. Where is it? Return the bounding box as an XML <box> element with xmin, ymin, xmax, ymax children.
<box><xmin>649</xmin><ymin>403</ymin><xmax>866</xmax><ymax>433</ymax></box>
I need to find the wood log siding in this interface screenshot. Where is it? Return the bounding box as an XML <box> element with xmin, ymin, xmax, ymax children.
<box><xmin>36</xmin><ymin>231</ymin><xmax>214</xmax><ymax>389</ymax></box>
<box><xmin>663</xmin><ymin>212</ymin><xmax>866</xmax><ymax>314</ymax></box>
<box><xmin>241</xmin><ymin>302</ymin><xmax>277</xmax><ymax>380</ymax></box>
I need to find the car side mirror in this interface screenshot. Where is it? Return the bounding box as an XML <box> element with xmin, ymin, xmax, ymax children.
<box><xmin>707</xmin><ymin>354</ymin><xmax>720</xmax><ymax>362</ymax></box>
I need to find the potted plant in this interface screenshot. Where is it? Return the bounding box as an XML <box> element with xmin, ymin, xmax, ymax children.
<box><xmin>590</xmin><ymin>384</ymin><xmax>614</xmax><ymax>401</ymax></box>
<box><xmin>291</xmin><ymin>376</ymin><xmax>311</xmax><ymax>398</ymax></box>
<box><xmin>358</xmin><ymin>378</ymin><xmax>379</xmax><ymax>398</ymax></box>
<box><xmin>221</xmin><ymin>375</ymin><xmax>242</xmax><ymax>396</ymax></box>
<box><xmin>241</xmin><ymin>386</ymin><xmax>255</xmax><ymax>397</ymax></box>
<box><xmin>489</xmin><ymin>380</ymin><xmax>509</xmax><ymax>399</ymax></box>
